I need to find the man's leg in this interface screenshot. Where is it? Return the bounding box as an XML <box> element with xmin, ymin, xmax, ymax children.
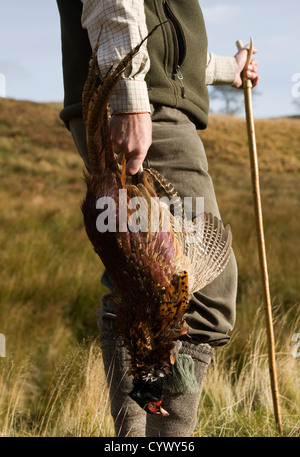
<box><xmin>99</xmin><ymin>323</ymin><xmax>147</xmax><ymax>437</ymax></box>
<box><xmin>143</xmin><ymin>105</ymin><xmax>237</xmax><ymax>436</ymax></box>
<box><xmin>146</xmin><ymin>342</ymin><xmax>213</xmax><ymax>437</ymax></box>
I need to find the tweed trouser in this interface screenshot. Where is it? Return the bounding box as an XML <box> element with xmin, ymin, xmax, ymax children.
<box><xmin>69</xmin><ymin>104</ymin><xmax>237</xmax><ymax>436</ymax></box>
<box><xmin>99</xmin><ymin>325</ymin><xmax>213</xmax><ymax>437</ymax></box>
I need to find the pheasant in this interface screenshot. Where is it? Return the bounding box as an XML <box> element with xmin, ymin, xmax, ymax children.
<box><xmin>81</xmin><ymin>31</ymin><xmax>232</xmax><ymax>416</ymax></box>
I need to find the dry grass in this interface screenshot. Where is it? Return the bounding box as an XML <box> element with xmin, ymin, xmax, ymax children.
<box><xmin>195</xmin><ymin>306</ymin><xmax>300</xmax><ymax>437</ymax></box>
<box><xmin>201</xmin><ymin>114</ymin><xmax>300</xmax><ymax>172</ymax></box>
<box><xmin>0</xmin><ymin>98</ymin><xmax>299</xmax><ymax>436</ymax></box>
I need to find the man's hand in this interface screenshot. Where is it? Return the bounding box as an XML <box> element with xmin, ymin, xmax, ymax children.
<box><xmin>109</xmin><ymin>112</ymin><xmax>152</xmax><ymax>175</ymax></box>
<box><xmin>233</xmin><ymin>44</ymin><xmax>259</xmax><ymax>89</ymax></box>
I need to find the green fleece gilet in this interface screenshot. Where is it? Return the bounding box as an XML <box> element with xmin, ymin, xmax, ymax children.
<box><xmin>57</xmin><ymin>0</ymin><xmax>209</xmax><ymax>130</ymax></box>
<box><xmin>144</xmin><ymin>0</ymin><xmax>209</xmax><ymax>128</ymax></box>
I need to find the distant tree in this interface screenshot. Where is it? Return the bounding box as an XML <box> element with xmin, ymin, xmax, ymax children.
<box><xmin>209</xmin><ymin>85</ymin><xmax>259</xmax><ymax>116</ymax></box>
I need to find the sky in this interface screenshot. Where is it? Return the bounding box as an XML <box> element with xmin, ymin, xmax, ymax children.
<box><xmin>0</xmin><ymin>0</ymin><xmax>300</xmax><ymax>118</ymax></box>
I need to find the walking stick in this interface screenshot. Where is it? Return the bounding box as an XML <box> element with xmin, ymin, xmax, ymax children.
<box><xmin>236</xmin><ymin>38</ymin><xmax>283</xmax><ymax>436</ymax></box>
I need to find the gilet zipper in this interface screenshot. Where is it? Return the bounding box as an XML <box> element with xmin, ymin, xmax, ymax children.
<box><xmin>163</xmin><ymin>0</ymin><xmax>187</xmax><ymax>98</ymax></box>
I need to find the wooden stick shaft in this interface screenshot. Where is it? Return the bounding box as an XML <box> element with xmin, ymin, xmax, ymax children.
<box><xmin>237</xmin><ymin>40</ymin><xmax>283</xmax><ymax>436</ymax></box>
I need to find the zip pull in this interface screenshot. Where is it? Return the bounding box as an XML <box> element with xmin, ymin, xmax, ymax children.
<box><xmin>176</xmin><ymin>66</ymin><xmax>186</xmax><ymax>99</ymax></box>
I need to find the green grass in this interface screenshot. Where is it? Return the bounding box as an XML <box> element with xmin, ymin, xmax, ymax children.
<box><xmin>0</xmin><ymin>99</ymin><xmax>299</xmax><ymax>436</ymax></box>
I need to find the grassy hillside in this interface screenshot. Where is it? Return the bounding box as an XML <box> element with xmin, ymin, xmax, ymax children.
<box><xmin>0</xmin><ymin>98</ymin><xmax>299</xmax><ymax>436</ymax></box>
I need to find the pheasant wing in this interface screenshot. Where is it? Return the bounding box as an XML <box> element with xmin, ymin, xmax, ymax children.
<box><xmin>184</xmin><ymin>212</ymin><xmax>232</xmax><ymax>294</ymax></box>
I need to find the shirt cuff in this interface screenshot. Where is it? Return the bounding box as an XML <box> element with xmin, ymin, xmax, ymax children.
<box><xmin>206</xmin><ymin>53</ymin><xmax>238</xmax><ymax>86</ymax></box>
<box><xmin>109</xmin><ymin>79</ymin><xmax>151</xmax><ymax>114</ymax></box>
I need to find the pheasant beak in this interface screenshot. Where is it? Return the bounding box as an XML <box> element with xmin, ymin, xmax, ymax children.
<box><xmin>147</xmin><ymin>400</ymin><xmax>169</xmax><ymax>416</ymax></box>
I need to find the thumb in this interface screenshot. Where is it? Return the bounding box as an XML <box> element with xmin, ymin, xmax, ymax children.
<box><xmin>125</xmin><ymin>154</ymin><xmax>145</xmax><ymax>175</ymax></box>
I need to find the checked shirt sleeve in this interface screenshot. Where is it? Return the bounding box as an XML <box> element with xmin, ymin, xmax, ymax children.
<box><xmin>206</xmin><ymin>52</ymin><xmax>238</xmax><ymax>86</ymax></box>
<box><xmin>81</xmin><ymin>0</ymin><xmax>151</xmax><ymax>114</ymax></box>
<box><xmin>81</xmin><ymin>1</ymin><xmax>238</xmax><ymax>111</ymax></box>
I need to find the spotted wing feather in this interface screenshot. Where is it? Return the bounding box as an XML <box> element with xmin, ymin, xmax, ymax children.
<box><xmin>144</xmin><ymin>169</ymin><xmax>232</xmax><ymax>294</ymax></box>
<box><xmin>184</xmin><ymin>212</ymin><xmax>232</xmax><ymax>293</ymax></box>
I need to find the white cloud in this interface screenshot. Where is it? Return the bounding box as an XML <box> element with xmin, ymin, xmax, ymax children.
<box><xmin>201</xmin><ymin>5</ymin><xmax>241</xmax><ymax>25</ymax></box>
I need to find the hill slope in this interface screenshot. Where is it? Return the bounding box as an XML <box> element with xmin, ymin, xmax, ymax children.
<box><xmin>0</xmin><ymin>96</ymin><xmax>299</xmax><ymax>337</ymax></box>
<box><xmin>0</xmin><ymin>98</ymin><xmax>299</xmax><ymax>437</ymax></box>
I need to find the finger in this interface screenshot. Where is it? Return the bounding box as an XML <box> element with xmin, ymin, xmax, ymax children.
<box><xmin>249</xmin><ymin>58</ymin><xmax>258</xmax><ymax>66</ymax></box>
<box><xmin>251</xmin><ymin>75</ymin><xmax>260</xmax><ymax>88</ymax></box>
<box><xmin>245</xmin><ymin>67</ymin><xmax>257</xmax><ymax>78</ymax></box>
<box><xmin>126</xmin><ymin>156</ymin><xmax>144</xmax><ymax>175</ymax></box>
<box><xmin>245</xmin><ymin>71</ymin><xmax>256</xmax><ymax>81</ymax></box>
<box><xmin>248</xmin><ymin>60</ymin><xmax>258</xmax><ymax>71</ymax></box>
<box><xmin>245</xmin><ymin>63</ymin><xmax>259</xmax><ymax>76</ymax></box>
